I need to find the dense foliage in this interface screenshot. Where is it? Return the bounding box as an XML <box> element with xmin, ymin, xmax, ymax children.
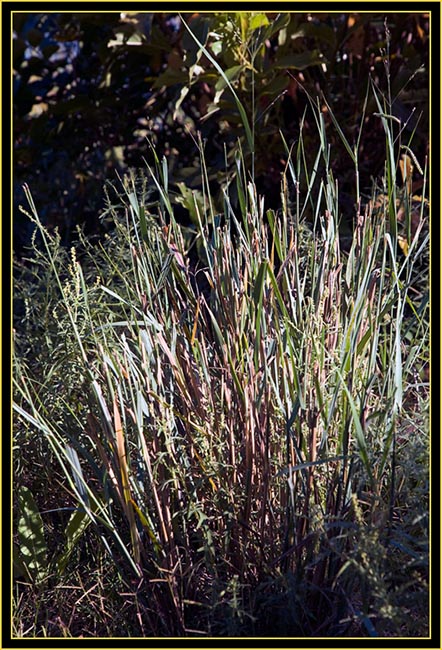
<box><xmin>12</xmin><ymin>10</ymin><xmax>430</xmax><ymax>640</ymax></box>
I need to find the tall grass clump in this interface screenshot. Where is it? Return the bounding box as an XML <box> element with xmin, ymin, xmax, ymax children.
<box><xmin>13</xmin><ymin>79</ymin><xmax>429</xmax><ymax>637</ymax></box>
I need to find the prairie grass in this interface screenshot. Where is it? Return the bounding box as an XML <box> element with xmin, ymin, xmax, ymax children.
<box><xmin>13</xmin><ymin>80</ymin><xmax>429</xmax><ymax>638</ymax></box>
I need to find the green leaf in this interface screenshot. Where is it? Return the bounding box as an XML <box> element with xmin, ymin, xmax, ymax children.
<box><xmin>296</xmin><ymin>21</ymin><xmax>336</xmax><ymax>48</ymax></box>
<box><xmin>253</xmin><ymin>260</ymin><xmax>267</xmax><ymax>306</ymax></box>
<box><xmin>182</xmin><ymin>15</ymin><xmax>210</xmax><ymax>66</ymax></box>
<box><xmin>269</xmin><ymin>12</ymin><xmax>292</xmax><ymax>35</ymax></box>
<box><xmin>277</xmin><ymin>454</ymin><xmax>350</xmax><ymax>477</ymax></box>
<box><xmin>180</xmin><ymin>15</ymin><xmax>254</xmax><ymax>155</ymax></box>
<box><xmin>17</xmin><ymin>486</ymin><xmax>48</xmax><ymax>584</ymax></box>
<box><xmin>138</xmin><ymin>205</ymin><xmax>148</xmax><ymax>244</ymax></box>
<box><xmin>258</xmin><ymin>75</ymin><xmax>289</xmax><ymax>97</ymax></box>
<box><xmin>321</xmin><ymin>95</ymin><xmax>356</xmax><ymax>164</ymax></box>
<box><xmin>266</xmin><ymin>263</ymin><xmax>290</xmax><ymax>321</ymax></box>
<box><xmin>143</xmin><ymin>158</ymin><xmax>174</xmax><ymax>219</ymax></box>
<box><xmin>249</xmin><ymin>13</ymin><xmax>270</xmax><ymax>31</ymax></box>
<box><xmin>210</xmin><ymin>40</ymin><xmax>222</xmax><ymax>56</ymax></box>
<box><xmin>205</xmin><ymin>304</ymin><xmax>245</xmax><ymax>401</ymax></box>
<box><xmin>214</xmin><ymin>65</ymin><xmax>243</xmax><ymax>92</ymax></box>
<box><xmin>175</xmin><ymin>183</ymin><xmax>208</xmax><ymax>225</ymax></box>
<box><xmin>253</xmin><ymin>260</ymin><xmax>268</xmax><ymax>367</ymax></box>
<box><xmin>127</xmin><ymin>191</ymin><xmax>139</xmax><ymax>215</ymax></box>
<box><xmin>57</xmin><ymin>508</ymin><xmax>92</xmax><ymax>575</ymax></box>
<box><xmin>152</xmin><ymin>68</ymin><xmax>188</xmax><ymax>89</ymax></box>
<box><xmin>65</xmin><ymin>444</ymin><xmax>90</xmax><ymax>507</ymax></box>
<box><xmin>13</xmin><ymin>543</ymin><xmax>28</xmax><ymax>580</ymax></box>
<box><xmin>334</xmin><ymin>368</ymin><xmax>374</xmax><ymax>487</ymax></box>
<box><xmin>273</xmin><ymin>50</ymin><xmax>325</xmax><ymax>70</ymax></box>
<box><xmin>259</xmin><ymin>12</ymin><xmax>291</xmax><ymax>45</ymax></box>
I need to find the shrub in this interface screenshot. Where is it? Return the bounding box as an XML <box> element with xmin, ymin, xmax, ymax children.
<box><xmin>13</xmin><ymin>52</ymin><xmax>429</xmax><ymax>638</ymax></box>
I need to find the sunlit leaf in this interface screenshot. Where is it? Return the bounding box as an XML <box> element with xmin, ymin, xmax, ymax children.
<box><xmin>249</xmin><ymin>13</ymin><xmax>270</xmax><ymax>31</ymax></box>
<box><xmin>17</xmin><ymin>486</ymin><xmax>48</xmax><ymax>584</ymax></box>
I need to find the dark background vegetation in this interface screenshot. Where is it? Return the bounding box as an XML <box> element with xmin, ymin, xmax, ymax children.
<box><xmin>13</xmin><ymin>10</ymin><xmax>429</xmax><ymax>254</ymax></box>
